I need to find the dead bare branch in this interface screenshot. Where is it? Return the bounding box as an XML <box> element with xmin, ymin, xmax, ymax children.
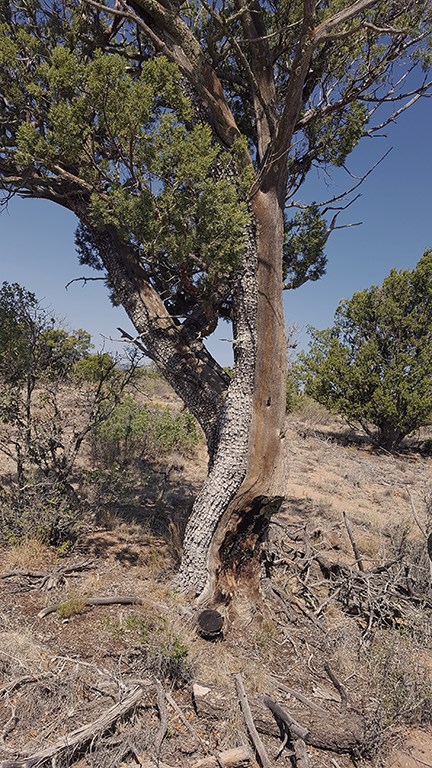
<box><xmin>0</xmin><ymin>685</ymin><xmax>147</xmax><ymax>768</ymax></box>
<box><xmin>343</xmin><ymin>512</ymin><xmax>365</xmax><ymax>572</ymax></box>
<box><xmin>323</xmin><ymin>663</ymin><xmax>348</xmax><ymax>715</ymax></box>
<box><xmin>235</xmin><ymin>674</ymin><xmax>272</xmax><ymax>768</ymax></box>
<box><xmin>37</xmin><ymin>594</ymin><xmax>149</xmax><ymax>619</ymax></box>
<box><xmin>154</xmin><ymin>678</ymin><xmax>169</xmax><ymax>761</ymax></box>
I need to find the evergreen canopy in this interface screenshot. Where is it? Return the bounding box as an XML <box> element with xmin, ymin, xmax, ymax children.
<box><xmin>301</xmin><ymin>251</ymin><xmax>432</xmax><ymax>448</ymax></box>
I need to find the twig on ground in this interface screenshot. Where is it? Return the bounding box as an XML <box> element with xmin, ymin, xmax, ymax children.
<box><xmin>323</xmin><ymin>662</ymin><xmax>348</xmax><ymax>714</ymax></box>
<box><xmin>154</xmin><ymin>678</ymin><xmax>168</xmax><ymax>761</ymax></box>
<box><xmin>343</xmin><ymin>512</ymin><xmax>365</xmax><ymax>572</ymax></box>
<box><xmin>1</xmin><ymin>699</ymin><xmax>18</xmax><ymax>743</ymax></box>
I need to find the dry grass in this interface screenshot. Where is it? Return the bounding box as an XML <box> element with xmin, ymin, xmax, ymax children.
<box><xmin>0</xmin><ymin>405</ymin><xmax>431</xmax><ymax>767</ymax></box>
<box><xmin>1</xmin><ymin>538</ymin><xmax>59</xmax><ymax>570</ymax></box>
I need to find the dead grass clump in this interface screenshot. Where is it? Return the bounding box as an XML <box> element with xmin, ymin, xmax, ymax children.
<box><xmin>0</xmin><ymin>629</ymin><xmax>47</xmax><ymax>674</ymax></box>
<box><xmin>1</xmin><ymin>538</ymin><xmax>59</xmax><ymax>570</ymax></box>
<box><xmin>367</xmin><ymin>631</ymin><xmax>432</xmax><ymax>730</ymax></box>
<box><xmin>289</xmin><ymin>394</ymin><xmax>335</xmax><ymax>426</ymax></box>
<box><xmin>105</xmin><ymin>609</ymin><xmax>193</xmax><ymax>687</ymax></box>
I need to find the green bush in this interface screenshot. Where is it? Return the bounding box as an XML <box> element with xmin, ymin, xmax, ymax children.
<box><xmin>90</xmin><ymin>395</ymin><xmax>200</xmax><ymax>467</ymax></box>
<box><xmin>299</xmin><ymin>252</ymin><xmax>432</xmax><ymax>449</ymax></box>
<box><xmin>72</xmin><ymin>352</ymin><xmax>116</xmax><ymax>383</ymax></box>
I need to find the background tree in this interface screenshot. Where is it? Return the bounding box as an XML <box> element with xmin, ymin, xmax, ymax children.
<box><xmin>300</xmin><ymin>251</ymin><xmax>432</xmax><ymax>449</ymax></box>
<box><xmin>0</xmin><ymin>0</ymin><xmax>431</xmax><ymax>600</ymax></box>
<box><xmin>0</xmin><ymin>282</ymin><xmax>145</xmax><ymax>544</ymax></box>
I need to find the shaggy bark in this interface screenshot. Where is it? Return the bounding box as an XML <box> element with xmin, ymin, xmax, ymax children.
<box><xmin>2</xmin><ymin>0</ymin><xmax>428</xmax><ymax>603</ymax></box>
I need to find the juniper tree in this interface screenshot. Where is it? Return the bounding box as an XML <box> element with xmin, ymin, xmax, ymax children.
<box><xmin>0</xmin><ymin>0</ymin><xmax>431</xmax><ymax>600</ymax></box>
<box><xmin>300</xmin><ymin>252</ymin><xmax>432</xmax><ymax>449</ymax></box>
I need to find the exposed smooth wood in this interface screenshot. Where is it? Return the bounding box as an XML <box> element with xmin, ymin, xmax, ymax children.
<box><xmin>192</xmin><ymin>747</ymin><xmax>252</xmax><ymax>767</ymax></box>
<box><xmin>140</xmin><ymin>747</ymin><xmax>251</xmax><ymax>768</ymax></box>
<box><xmin>324</xmin><ymin>662</ymin><xmax>348</xmax><ymax>714</ymax></box>
<box><xmin>261</xmin><ymin>695</ymin><xmax>309</xmax><ymax>741</ymax></box>
<box><xmin>235</xmin><ymin>674</ymin><xmax>272</xmax><ymax>768</ymax></box>
<box><xmin>270</xmin><ymin>679</ymin><xmax>328</xmax><ymax>716</ymax></box>
<box><xmin>38</xmin><ymin>595</ymin><xmax>147</xmax><ymax>618</ymax></box>
<box><xmin>293</xmin><ymin>738</ymin><xmax>309</xmax><ymax>768</ymax></box>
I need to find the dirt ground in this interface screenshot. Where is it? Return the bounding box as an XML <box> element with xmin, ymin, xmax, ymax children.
<box><xmin>0</xmin><ymin>410</ymin><xmax>431</xmax><ymax>768</ymax></box>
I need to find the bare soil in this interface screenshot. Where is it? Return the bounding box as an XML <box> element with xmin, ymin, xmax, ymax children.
<box><xmin>0</xmin><ymin>409</ymin><xmax>431</xmax><ymax>768</ymax></box>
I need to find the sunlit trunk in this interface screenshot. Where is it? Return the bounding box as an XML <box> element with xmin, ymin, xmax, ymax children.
<box><xmin>177</xmin><ymin>188</ymin><xmax>287</xmax><ymax>601</ymax></box>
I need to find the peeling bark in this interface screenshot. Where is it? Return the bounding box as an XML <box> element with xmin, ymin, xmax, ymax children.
<box><xmin>177</xmin><ymin>189</ymin><xmax>287</xmax><ymax>600</ymax></box>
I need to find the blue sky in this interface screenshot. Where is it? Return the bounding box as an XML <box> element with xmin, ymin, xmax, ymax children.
<box><xmin>1</xmin><ymin>95</ymin><xmax>431</xmax><ymax>366</ymax></box>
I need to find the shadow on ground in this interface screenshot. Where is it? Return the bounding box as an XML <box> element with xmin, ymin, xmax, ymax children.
<box><xmin>78</xmin><ymin>458</ymin><xmax>200</xmax><ymax>568</ymax></box>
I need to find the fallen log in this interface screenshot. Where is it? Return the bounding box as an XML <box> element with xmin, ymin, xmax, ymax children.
<box><xmin>38</xmin><ymin>594</ymin><xmax>147</xmax><ymax>618</ymax></box>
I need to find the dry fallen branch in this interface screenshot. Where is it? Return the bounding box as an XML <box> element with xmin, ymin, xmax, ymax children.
<box><xmin>261</xmin><ymin>693</ymin><xmax>365</xmax><ymax>755</ymax></box>
<box><xmin>140</xmin><ymin>747</ymin><xmax>251</xmax><ymax>768</ymax></box>
<box><xmin>324</xmin><ymin>662</ymin><xmax>348</xmax><ymax>714</ymax></box>
<box><xmin>261</xmin><ymin>695</ymin><xmax>309</xmax><ymax>741</ymax></box>
<box><xmin>154</xmin><ymin>678</ymin><xmax>168</xmax><ymax>760</ymax></box>
<box><xmin>235</xmin><ymin>674</ymin><xmax>272</xmax><ymax>768</ymax></box>
<box><xmin>38</xmin><ymin>594</ymin><xmax>148</xmax><ymax>618</ymax></box>
<box><xmin>343</xmin><ymin>512</ymin><xmax>365</xmax><ymax>572</ymax></box>
<box><xmin>0</xmin><ymin>685</ymin><xmax>148</xmax><ymax>768</ymax></box>
<box><xmin>192</xmin><ymin>747</ymin><xmax>252</xmax><ymax>768</ymax></box>
<box><xmin>270</xmin><ymin>679</ymin><xmax>327</xmax><ymax>716</ymax></box>
<box><xmin>0</xmin><ymin>560</ymin><xmax>94</xmax><ymax>591</ymax></box>
<box><xmin>262</xmin><ymin>696</ymin><xmax>309</xmax><ymax>767</ymax></box>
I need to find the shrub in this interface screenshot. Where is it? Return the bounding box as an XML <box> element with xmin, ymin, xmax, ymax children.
<box><xmin>90</xmin><ymin>396</ymin><xmax>200</xmax><ymax>467</ymax></box>
<box><xmin>106</xmin><ymin>611</ymin><xmax>192</xmax><ymax>686</ymax></box>
<box><xmin>0</xmin><ymin>475</ymin><xmax>88</xmax><ymax>547</ymax></box>
<box><xmin>299</xmin><ymin>252</ymin><xmax>432</xmax><ymax>449</ymax></box>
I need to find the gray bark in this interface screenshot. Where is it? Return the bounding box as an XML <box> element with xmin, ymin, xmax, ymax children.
<box><xmin>176</xmin><ymin>225</ymin><xmax>258</xmax><ymax>594</ymax></box>
<box><xmin>84</xmin><ymin>224</ymin><xmax>229</xmax><ymax>449</ymax></box>
<box><xmin>177</xmin><ymin>189</ymin><xmax>287</xmax><ymax>599</ymax></box>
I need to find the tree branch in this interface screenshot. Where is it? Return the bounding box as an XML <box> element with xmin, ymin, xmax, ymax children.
<box><xmin>313</xmin><ymin>0</ymin><xmax>380</xmax><ymax>44</ymax></box>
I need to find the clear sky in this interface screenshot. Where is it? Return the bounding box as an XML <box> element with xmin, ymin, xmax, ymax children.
<box><xmin>1</xmin><ymin>95</ymin><xmax>431</xmax><ymax>366</ymax></box>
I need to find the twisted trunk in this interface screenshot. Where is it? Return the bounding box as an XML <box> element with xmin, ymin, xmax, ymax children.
<box><xmin>80</xmin><ymin>190</ymin><xmax>286</xmax><ymax>602</ymax></box>
<box><xmin>178</xmin><ymin>188</ymin><xmax>287</xmax><ymax>600</ymax></box>
<box><xmin>84</xmin><ymin>225</ymin><xmax>229</xmax><ymax>450</ymax></box>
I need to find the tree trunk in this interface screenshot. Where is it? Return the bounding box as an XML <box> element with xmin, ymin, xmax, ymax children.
<box><xmin>81</xmin><ymin>192</ymin><xmax>287</xmax><ymax>603</ymax></box>
<box><xmin>177</xmin><ymin>188</ymin><xmax>287</xmax><ymax>601</ymax></box>
<box><xmin>85</xmin><ymin>224</ymin><xmax>230</xmax><ymax>450</ymax></box>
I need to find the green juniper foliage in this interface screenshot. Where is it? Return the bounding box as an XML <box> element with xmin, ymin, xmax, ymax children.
<box><xmin>2</xmin><ymin>0</ymin><xmax>425</xmax><ymax>321</ymax></box>
<box><xmin>1</xmin><ymin>13</ymin><xmax>250</xmax><ymax>312</ymax></box>
<box><xmin>300</xmin><ymin>251</ymin><xmax>432</xmax><ymax>448</ymax></box>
